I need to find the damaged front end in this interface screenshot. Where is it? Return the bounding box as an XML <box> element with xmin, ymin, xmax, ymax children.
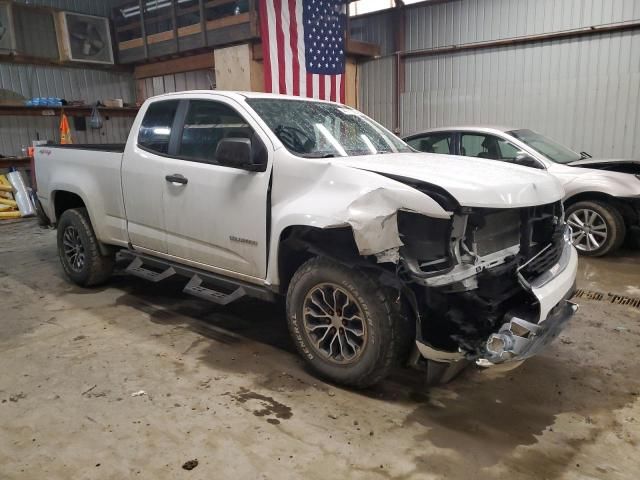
<box><xmin>396</xmin><ymin>201</ymin><xmax>579</xmax><ymax>369</ymax></box>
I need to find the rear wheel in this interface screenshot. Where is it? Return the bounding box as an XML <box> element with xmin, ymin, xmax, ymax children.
<box><xmin>57</xmin><ymin>208</ymin><xmax>114</xmax><ymax>286</ymax></box>
<box><xmin>566</xmin><ymin>201</ymin><xmax>625</xmax><ymax>257</ymax></box>
<box><xmin>286</xmin><ymin>257</ymin><xmax>409</xmax><ymax>388</ymax></box>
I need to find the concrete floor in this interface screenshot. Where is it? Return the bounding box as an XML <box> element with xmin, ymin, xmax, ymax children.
<box><xmin>1</xmin><ymin>219</ymin><xmax>639</xmax><ymax>479</ymax></box>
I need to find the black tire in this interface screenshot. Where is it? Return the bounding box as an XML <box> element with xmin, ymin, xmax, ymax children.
<box><xmin>57</xmin><ymin>208</ymin><xmax>115</xmax><ymax>287</ymax></box>
<box><xmin>286</xmin><ymin>257</ymin><xmax>410</xmax><ymax>388</ymax></box>
<box><xmin>566</xmin><ymin>200</ymin><xmax>626</xmax><ymax>257</ymax></box>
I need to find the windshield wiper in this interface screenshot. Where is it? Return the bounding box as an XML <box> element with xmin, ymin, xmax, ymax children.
<box><xmin>300</xmin><ymin>152</ymin><xmax>337</xmax><ymax>158</ymax></box>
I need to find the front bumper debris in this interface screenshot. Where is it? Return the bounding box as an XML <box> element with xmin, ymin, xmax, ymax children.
<box><xmin>479</xmin><ymin>296</ymin><xmax>578</xmax><ymax>366</ymax></box>
<box><xmin>479</xmin><ymin>237</ymin><xmax>579</xmax><ymax>365</ymax></box>
<box><xmin>416</xmin><ymin>234</ymin><xmax>579</xmax><ymax>366</ymax></box>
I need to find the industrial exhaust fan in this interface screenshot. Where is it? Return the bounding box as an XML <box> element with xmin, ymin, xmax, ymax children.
<box><xmin>57</xmin><ymin>12</ymin><xmax>114</xmax><ymax>65</ymax></box>
<box><xmin>0</xmin><ymin>1</ymin><xmax>16</xmax><ymax>55</ymax></box>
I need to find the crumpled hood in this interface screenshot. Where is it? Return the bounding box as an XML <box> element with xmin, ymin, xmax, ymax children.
<box><xmin>337</xmin><ymin>152</ymin><xmax>564</xmax><ymax>209</ymax></box>
<box><xmin>567</xmin><ymin>158</ymin><xmax>640</xmax><ymax>175</ymax></box>
<box><xmin>568</xmin><ymin>158</ymin><xmax>639</xmax><ymax>167</ymax></box>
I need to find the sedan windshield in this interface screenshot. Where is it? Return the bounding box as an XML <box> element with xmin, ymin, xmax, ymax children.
<box><xmin>508</xmin><ymin>129</ymin><xmax>582</xmax><ymax>164</ymax></box>
<box><xmin>246</xmin><ymin>98</ymin><xmax>412</xmax><ymax>158</ymax></box>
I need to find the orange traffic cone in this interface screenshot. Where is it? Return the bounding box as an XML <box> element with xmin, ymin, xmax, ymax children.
<box><xmin>60</xmin><ymin>112</ymin><xmax>73</xmax><ymax>144</ymax></box>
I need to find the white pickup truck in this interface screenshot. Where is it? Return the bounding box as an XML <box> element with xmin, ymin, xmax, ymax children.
<box><xmin>34</xmin><ymin>91</ymin><xmax>579</xmax><ymax>388</ymax></box>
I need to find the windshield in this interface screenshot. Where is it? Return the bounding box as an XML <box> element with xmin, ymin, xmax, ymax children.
<box><xmin>508</xmin><ymin>129</ymin><xmax>583</xmax><ymax>164</ymax></box>
<box><xmin>246</xmin><ymin>98</ymin><xmax>412</xmax><ymax>158</ymax></box>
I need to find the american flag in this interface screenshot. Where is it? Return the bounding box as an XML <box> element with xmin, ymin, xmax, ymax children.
<box><xmin>259</xmin><ymin>0</ymin><xmax>347</xmax><ymax>103</ymax></box>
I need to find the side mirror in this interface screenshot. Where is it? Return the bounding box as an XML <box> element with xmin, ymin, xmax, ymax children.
<box><xmin>215</xmin><ymin>138</ymin><xmax>252</xmax><ymax>169</ymax></box>
<box><xmin>514</xmin><ymin>153</ymin><xmax>541</xmax><ymax>168</ymax></box>
<box><xmin>215</xmin><ymin>137</ymin><xmax>268</xmax><ymax>172</ymax></box>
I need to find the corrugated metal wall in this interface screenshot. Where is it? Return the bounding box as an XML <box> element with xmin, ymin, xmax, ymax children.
<box><xmin>137</xmin><ymin>69</ymin><xmax>216</xmax><ymax>101</ymax></box>
<box><xmin>0</xmin><ymin>1</ymin><xmax>134</xmax><ymax>156</ymax></box>
<box><xmin>0</xmin><ymin>64</ymin><xmax>135</xmax><ymax>154</ymax></box>
<box><xmin>350</xmin><ymin>12</ymin><xmax>396</xmax><ymax>128</ymax></box>
<box><xmin>358</xmin><ymin>57</ymin><xmax>395</xmax><ymax>131</ymax></box>
<box><xmin>350</xmin><ymin>12</ymin><xmax>395</xmax><ymax>55</ymax></box>
<box><xmin>355</xmin><ymin>0</ymin><xmax>640</xmax><ymax>158</ymax></box>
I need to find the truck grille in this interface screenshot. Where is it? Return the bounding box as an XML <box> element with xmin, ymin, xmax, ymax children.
<box><xmin>467</xmin><ymin>201</ymin><xmax>564</xmax><ymax>282</ymax></box>
<box><xmin>519</xmin><ymin>228</ymin><xmax>564</xmax><ymax>281</ymax></box>
<box><xmin>518</xmin><ymin>202</ymin><xmax>564</xmax><ymax>282</ymax></box>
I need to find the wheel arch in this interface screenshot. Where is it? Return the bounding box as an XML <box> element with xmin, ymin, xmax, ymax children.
<box><xmin>564</xmin><ymin>191</ymin><xmax>636</xmax><ymax>227</ymax></box>
<box><xmin>275</xmin><ymin>224</ymin><xmax>364</xmax><ymax>294</ymax></box>
<box><xmin>564</xmin><ymin>191</ymin><xmax>618</xmax><ymax>208</ymax></box>
<box><xmin>52</xmin><ymin>189</ymin><xmax>87</xmax><ymax>223</ymax></box>
<box><xmin>52</xmin><ymin>190</ymin><xmax>112</xmax><ymax>256</ymax></box>
<box><xmin>564</xmin><ymin>193</ymin><xmax>628</xmax><ymax>255</ymax></box>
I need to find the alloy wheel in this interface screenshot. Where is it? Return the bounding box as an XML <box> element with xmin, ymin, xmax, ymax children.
<box><xmin>62</xmin><ymin>226</ymin><xmax>85</xmax><ymax>272</ymax></box>
<box><xmin>302</xmin><ymin>283</ymin><xmax>368</xmax><ymax>365</ymax></box>
<box><xmin>567</xmin><ymin>208</ymin><xmax>608</xmax><ymax>252</ymax></box>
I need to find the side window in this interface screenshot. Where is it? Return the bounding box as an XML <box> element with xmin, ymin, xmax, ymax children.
<box><xmin>407</xmin><ymin>133</ymin><xmax>452</xmax><ymax>154</ymax></box>
<box><xmin>497</xmin><ymin>139</ymin><xmax>520</xmax><ymax>160</ymax></box>
<box><xmin>138</xmin><ymin>100</ymin><xmax>180</xmax><ymax>155</ymax></box>
<box><xmin>178</xmin><ymin>100</ymin><xmax>252</xmax><ymax>164</ymax></box>
<box><xmin>461</xmin><ymin>133</ymin><xmax>522</xmax><ymax>161</ymax></box>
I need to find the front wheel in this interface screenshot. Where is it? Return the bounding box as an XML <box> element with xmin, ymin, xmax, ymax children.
<box><xmin>286</xmin><ymin>257</ymin><xmax>409</xmax><ymax>388</ymax></box>
<box><xmin>57</xmin><ymin>208</ymin><xmax>115</xmax><ymax>286</ymax></box>
<box><xmin>566</xmin><ymin>201</ymin><xmax>625</xmax><ymax>257</ymax></box>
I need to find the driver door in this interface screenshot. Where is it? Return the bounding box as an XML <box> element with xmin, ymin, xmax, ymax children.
<box><xmin>162</xmin><ymin>97</ymin><xmax>272</xmax><ymax>280</ymax></box>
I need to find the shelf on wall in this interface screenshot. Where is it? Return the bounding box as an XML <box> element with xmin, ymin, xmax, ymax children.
<box><xmin>0</xmin><ymin>156</ymin><xmax>31</xmax><ymax>169</ymax></box>
<box><xmin>0</xmin><ymin>105</ymin><xmax>139</xmax><ymax>117</ymax></box>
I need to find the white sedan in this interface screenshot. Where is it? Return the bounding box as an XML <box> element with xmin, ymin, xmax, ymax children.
<box><xmin>404</xmin><ymin>127</ymin><xmax>640</xmax><ymax>256</ymax></box>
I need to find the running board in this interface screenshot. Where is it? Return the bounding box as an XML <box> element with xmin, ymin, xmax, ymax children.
<box><xmin>126</xmin><ymin>257</ymin><xmax>176</xmax><ymax>282</ymax></box>
<box><xmin>183</xmin><ymin>275</ymin><xmax>247</xmax><ymax>305</ymax></box>
<box><xmin>121</xmin><ymin>251</ymin><xmax>275</xmax><ymax>305</ymax></box>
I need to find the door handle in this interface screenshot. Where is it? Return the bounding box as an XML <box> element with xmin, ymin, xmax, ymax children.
<box><xmin>165</xmin><ymin>174</ymin><xmax>188</xmax><ymax>185</ymax></box>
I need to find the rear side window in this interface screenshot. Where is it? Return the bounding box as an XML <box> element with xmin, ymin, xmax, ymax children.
<box><xmin>138</xmin><ymin>100</ymin><xmax>180</xmax><ymax>155</ymax></box>
<box><xmin>178</xmin><ymin>100</ymin><xmax>252</xmax><ymax>163</ymax></box>
<box><xmin>407</xmin><ymin>133</ymin><xmax>452</xmax><ymax>154</ymax></box>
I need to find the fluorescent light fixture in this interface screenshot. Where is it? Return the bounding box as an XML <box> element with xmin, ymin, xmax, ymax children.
<box><xmin>120</xmin><ymin>0</ymin><xmax>194</xmax><ymax>19</ymax></box>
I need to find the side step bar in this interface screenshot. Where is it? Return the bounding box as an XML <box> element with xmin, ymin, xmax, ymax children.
<box><xmin>121</xmin><ymin>251</ymin><xmax>275</xmax><ymax>306</ymax></box>
<box><xmin>126</xmin><ymin>257</ymin><xmax>176</xmax><ymax>282</ymax></box>
<box><xmin>183</xmin><ymin>275</ymin><xmax>246</xmax><ymax>305</ymax></box>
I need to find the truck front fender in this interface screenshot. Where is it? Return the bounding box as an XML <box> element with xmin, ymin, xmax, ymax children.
<box><xmin>266</xmin><ymin>159</ymin><xmax>451</xmax><ymax>286</ymax></box>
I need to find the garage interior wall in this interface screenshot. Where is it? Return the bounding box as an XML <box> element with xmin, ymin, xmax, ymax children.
<box><xmin>0</xmin><ymin>65</ymin><xmax>135</xmax><ymax>154</ymax></box>
<box><xmin>0</xmin><ymin>0</ymin><xmax>134</xmax><ymax>156</ymax></box>
<box><xmin>352</xmin><ymin>0</ymin><xmax>640</xmax><ymax>158</ymax></box>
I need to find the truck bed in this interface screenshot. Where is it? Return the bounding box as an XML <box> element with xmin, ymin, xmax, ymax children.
<box><xmin>35</xmin><ymin>143</ymin><xmax>128</xmax><ymax>248</ymax></box>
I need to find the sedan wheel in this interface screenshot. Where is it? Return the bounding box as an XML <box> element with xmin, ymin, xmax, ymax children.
<box><xmin>565</xmin><ymin>201</ymin><xmax>625</xmax><ymax>257</ymax></box>
<box><xmin>567</xmin><ymin>208</ymin><xmax>608</xmax><ymax>253</ymax></box>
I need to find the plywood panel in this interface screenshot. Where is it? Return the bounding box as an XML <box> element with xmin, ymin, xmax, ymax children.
<box><xmin>214</xmin><ymin>43</ymin><xmax>262</xmax><ymax>92</ymax></box>
<box><xmin>345</xmin><ymin>58</ymin><xmax>357</xmax><ymax>108</ymax></box>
